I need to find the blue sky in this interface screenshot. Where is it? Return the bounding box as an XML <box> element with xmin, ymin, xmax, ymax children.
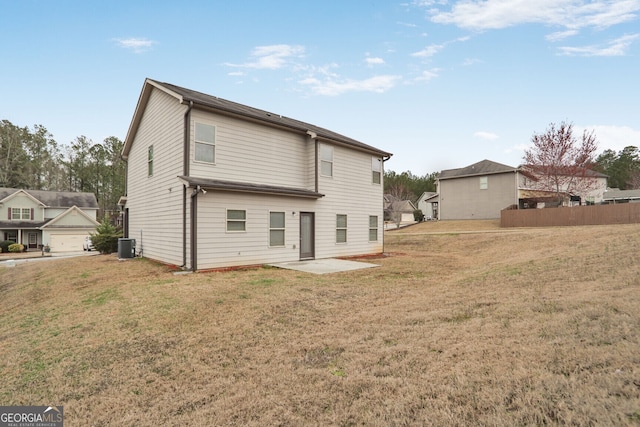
<box><xmin>1</xmin><ymin>0</ymin><xmax>639</xmax><ymax>175</ymax></box>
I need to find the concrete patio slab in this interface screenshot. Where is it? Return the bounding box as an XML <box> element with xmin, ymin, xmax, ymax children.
<box><xmin>268</xmin><ymin>258</ymin><xmax>380</xmax><ymax>274</ymax></box>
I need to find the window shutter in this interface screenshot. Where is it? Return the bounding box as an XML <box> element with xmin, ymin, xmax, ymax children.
<box><xmin>31</xmin><ymin>208</ymin><xmax>34</xmax><ymax>220</ymax></box>
<box><xmin>7</xmin><ymin>208</ymin><xmax>11</xmax><ymax>220</ymax></box>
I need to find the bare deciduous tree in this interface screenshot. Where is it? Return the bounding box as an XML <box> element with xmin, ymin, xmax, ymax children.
<box><xmin>523</xmin><ymin>121</ymin><xmax>599</xmax><ymax>204</ymax></box>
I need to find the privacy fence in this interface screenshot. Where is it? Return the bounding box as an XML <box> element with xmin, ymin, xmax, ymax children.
<box><xmin>500</xmin><ymin>203</ymin><xmax>640</xmax><ymax>228</ymax></box>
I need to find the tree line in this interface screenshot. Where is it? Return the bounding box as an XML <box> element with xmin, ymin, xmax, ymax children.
<box><xmin>3</xmin><ymin>117</ymin><xmax>637</xmax><ymax>215</ymax></box>
<box><xmin>0</xmin><ymin>119</ymin><xmax>125</xmax><ymax>216</ymax></box>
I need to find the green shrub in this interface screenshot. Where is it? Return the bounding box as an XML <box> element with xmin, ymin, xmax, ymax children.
<box><xmin>92</xmin><ymin>216</ymin><xmax>122</xmax><ymax>254</ymax></box>
<box><xmin>8</xmin><ymin>243</ymin><xmax>24</xmax><ymax>253</ymax></box>
<box><xmin>413</xmin><ymin>209</ymin><xmax>424</xmax><ymax>222</ymax></box>
<box><xmin>0</xmin><ymin>240</ymin><xmax>13</xmax><ymax>253</ymax></box>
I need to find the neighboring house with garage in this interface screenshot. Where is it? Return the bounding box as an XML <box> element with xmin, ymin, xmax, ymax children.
<box><xmin>0</xmin><ymin>188</ymin><xmax>99</xmax><ymax>252</ymax></box>
<box><xmin>119</xmin><ymin>78</ymin><xmax>392</xmax><ymax>271</ymax></box>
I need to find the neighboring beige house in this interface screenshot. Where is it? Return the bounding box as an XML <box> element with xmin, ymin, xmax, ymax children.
<box><xmin>437</xmin><ymin>159</ymin><xmax>607</xmax><ymax>220</ymax></box>
<box><xmin>438</xmin><ymin>160</ymin><xmax>519</xmax><ymax>220</ymax></box>
<box><xmin>0</xmin><ymin>188</ymin><xmax>99</xmax><ymax>252</ymax></box>
<box><xmin>120</xmin><ymin>79</ymin><xmax>392</xmax><ymax>270</ymax></box>
<box><xmin>416</xmin><ymin>191</ymin><xmax>438</xmax><ymax>220</ymax></box>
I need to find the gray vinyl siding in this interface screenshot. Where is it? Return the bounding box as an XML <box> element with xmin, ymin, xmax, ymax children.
<box><xmin>189</xmin><ymin>110</ymin><xmax>314</xmax><ymax>190</ymax></box>
<box><xmin>314</xmin><ymin>144</ymin><xmax>384</xmax><ymax>259</ymax></box>
<box><xmin>126</xmin><ymin>87</ymin><xmax>188</xmax><ymax>266</ymax></box>
<box><xmin>3</xmin><ymin>194</ymin><xmax>42</xmax><ymax>221</ymax></box>
<box><xmin>439</xmin><ymin>172</ymin><xmax>517</xmax><ymax>220</ymax></box>
<box><xmin>193</xmin><ymin>146</ymin><xmax>384</xmax><ymax>270</ymax></box>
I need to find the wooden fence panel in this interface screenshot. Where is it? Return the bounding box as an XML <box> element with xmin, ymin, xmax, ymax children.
<box><xmin>500</xmin><ymin>203</ymin><xmax>640</xmax><ymax>227</ymax></box>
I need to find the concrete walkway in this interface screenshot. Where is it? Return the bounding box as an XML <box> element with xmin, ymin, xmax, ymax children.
<box><xmin>268</xmin><ymin>258</ymin><xmax>380</xmax><ymax>274</ymax></box>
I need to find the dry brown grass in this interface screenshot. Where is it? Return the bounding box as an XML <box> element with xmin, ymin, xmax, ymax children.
<box><xmin>1</xmin><ymin>221</ymin><xmax>640</xmax><ymax>426</ymax></box>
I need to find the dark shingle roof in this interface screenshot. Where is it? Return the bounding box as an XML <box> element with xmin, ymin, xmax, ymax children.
<box><xmin>439</xmin><ymin>159</ymin><xmax>517</xmax><ymax>180</ymax></box>
<box><xmin>147</xmin><ymin>79</ymin><xmax>392</xmax><ymax>157</ymax></box>
<box><xmin>178</xmin><ymin>176</ymin><xmax>324</xmax><ymax>199</ymax></box>
<box><xmin>0</xmin><ymin>188</ymin><xmax>98</xmax><ymax>209</ymax></box>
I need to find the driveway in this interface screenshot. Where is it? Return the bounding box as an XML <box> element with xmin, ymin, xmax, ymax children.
<box><xmin>1</xmin><ymin>251</ymin><xmax>99</xmax><ymax>267</ymax></box>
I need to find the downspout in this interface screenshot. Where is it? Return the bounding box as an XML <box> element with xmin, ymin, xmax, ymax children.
<box><xmin>382</xmin><ymin>155</ymin><xmax>391</xmax><ymax>254</ymax></box>
<box><xmin>182</xmin><ymin>101</ymin><xmax>193</xmax><ymax>269</ymax></box>
<box><xmin>190</xmin><ymin>186</ymin><xmax>199</xmax><ymax>271</ymax></box>
<box><xmin>306</xmin><ymin>131</ymin><xmax>318</xmax><ymax>193</ymax></box>
<box><xmin>120</xmin><ymin>154</ymin><xmax>129</xmax><ymax>237</ymax></box>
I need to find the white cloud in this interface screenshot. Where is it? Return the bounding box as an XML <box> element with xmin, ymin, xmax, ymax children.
<box><xmin>299</xmin><ymin>75</ymin><xmax>402</xmax><ymax>96</ymax></box>
<box><xmin>414</xmin><ymin>69</ymin><xmax>440</xmax><ymax>81</ymax></box>
<box><xmin>113</xmin><ymin>37</ymin><xmax>156</xmax><ymax>53</ymax></box>
<box><xmin>504</xmin><ymin>143</ymin><xmax>530</xmax><ymax>155</ymax></box>
<box><xmin>462</xmin><ymin>58</ymin><xmax>482</xmax><ymax>66</ymax></box>
<box><xmin>426</xmin><ymin>0</ymin><xmax>640</xmax><ymax>32</ymax></box>
<box><xmin>226</xmin><ymin>44</ymin><xmax>305</xmax><ymax>70</ymax></box>
<box><xmin>546</xmin><ymin>29</ymin><xmax>579</xmax><ymax>42</ymax></box>
<box><xmin>366</xmin><ymin>57</ymin><xmax>386</xmax><ymax>65</ymax></box>
<box><xmin>474</xmin><ymin>131</ymin><xmax>499</xmax><ymax>140</ymax></box>
<box><xmin>558</xmin><ymin>33</ymin><xmax>639</xmax><ymax>56</ymax></box>
<box><xmin>411</xmin><ymin>43</ymin><xmax>445</xmax><ymax>57</ymax></box>
<box><xmin>577</xmin><ymin>124</ymin><xmax>640</xmax><ymax>152</ymax></box>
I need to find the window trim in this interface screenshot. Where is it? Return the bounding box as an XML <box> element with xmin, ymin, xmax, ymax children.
<box><xmin>336</xmin><ymin>214</ymin><xmax>347</xmax><ymax>244</ymax></box>
<box><xmin>10</xmin><ymin>207</ymin><xmax>31</xmax><ymax>220</ymax></box>
<box><xmin>148</xmin><ymin>145</ymin><xmax>154</xmax><ymax>177</ymax></box>
<box><xmin>479</xmin><ymin>176</ymin><xmax>488</xmax><ymax>190</ymax></box>
<box><xmin>194</xmin><ymin>122</ymin><xmax>216</xmax><ymax>164</ymax></box>
<box><xmin>226</xmin><ymin>209</ymin><xmax>246</xmax><ymax>232</ymax></box>
<box><xmin>269</xmin><ymin>211</ymin><xmax>286</xmax><ymax>247</ymax></box>
<box><xmin>372</xmin><ymin>157</ymin><xmax>382</xmax><ymax>185</ymax></box>
<box><xmin>369</xmin><ymin>215</ymin><xmax>378</xmax><ymax>242</ymax></box>
<box><xmin>320</xmin><ymin>144</ymin><xmax>333</xmax><ymax>177</ymax></box>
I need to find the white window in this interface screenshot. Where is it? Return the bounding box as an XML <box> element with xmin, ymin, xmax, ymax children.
<box><xmin>226</xmin><ymin>209</ymin><xmax>246</xmax><ymax>232</ymax></box>
<box><xmin>372</xmin><ymin>157</ymin><xmax>382</xmax><ymax>184</ymax></box>
<box><xmin>369</xmin><ymin>216</ymin><xmax>378</xmax><ymax>241</ymax></box>
<box><xmin>195</xmin><ymin>122</ymin><xmax>216</xmax><ymax>163</ymax></box>
<box><xmin>11</xmin><ymin>208</ymin><xmax>31</xmax><ymax>220</ymax></box>
<box><xmin>269</xmin><ymin>212</ymin><xmax>285</xmax><ymax>247</ymax></box>
<box><xmin>480</xmin><ymin>176</ymin><xmax>488</xmax><ymax>190</ymax></box>
<box><xmin>336</xmin><ymin>214</ymin><xmax>347</xmax><ymax>243</ymax></box>
<box><xmin>320</xmin><ymin>144</ymin><xmax>333</xmax><ymax>177</ymax></box>
<box><xmin>148</xmin><ymin>145</ymin><xmax>154</xmax><ymax>176</ymax></box>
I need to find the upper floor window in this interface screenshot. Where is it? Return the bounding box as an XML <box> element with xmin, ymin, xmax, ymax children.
<box><xmin>320</xmin><ymin>144</ymin><xmax>333</xmax><ymax>177</ymax></box>
<box><xmin>195</xmin><ymin>122</ymin><xmax>216</xmax><ymax>164</ymax></box>
<box><xmin>336</xmin><ymin>214</ymin><xmax>347</xmax><ymax>243</ymax></box>
<box><xmin>10</xmin><ymin>208</ymin><xmax>32</xmax><ymax>220</ymax></box>
<box><xmin>148</xmin><ymin>145</ymin><xmax>154</xmax><ymax>176</ymax></box>
<box><xmin>269</xmin><ymin>211</ymin><xmax>285</xmax><ymax>247</ymax></box>
<box><xmin>479</xmin><ymin>176</ymin><xmax>488</xmax><ymax>190</ymax></box>
<box><xmin>226</xmin><ymin>209</ymin><xmax>246</xmax><ymax>232</ymax></box>
<box><xmin>372</xmin><ymin>157</ymin><xmax>382</xmax><ymax>184</ymax></box>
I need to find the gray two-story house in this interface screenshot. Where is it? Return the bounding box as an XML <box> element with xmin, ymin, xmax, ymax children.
<box><xmin>120</xmin><ymin>79</ymin><xmax>392</xmax><ymax>270</ymax></box>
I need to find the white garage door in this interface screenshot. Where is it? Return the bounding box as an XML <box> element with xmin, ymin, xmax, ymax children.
<box><xmin>50</xmin><ymin>234</ymin><xmax>86</xmax><ymax>252</ymax></box>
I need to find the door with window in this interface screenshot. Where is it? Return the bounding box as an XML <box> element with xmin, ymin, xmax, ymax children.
<box><xmin>299</xmin><ymin>212</ymin><xmax>315</xmax><ymax>260</ymax></box>
<box><xmin>28</xmin><ymin>233</ymin><xmax>37</xmax><ymax>249</ymax></box>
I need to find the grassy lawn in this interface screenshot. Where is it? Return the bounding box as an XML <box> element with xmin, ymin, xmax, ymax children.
<box><xmin>1</xmin><ymin>220</ymin><xmax>640</xmax><ymax>426</ymax></box>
